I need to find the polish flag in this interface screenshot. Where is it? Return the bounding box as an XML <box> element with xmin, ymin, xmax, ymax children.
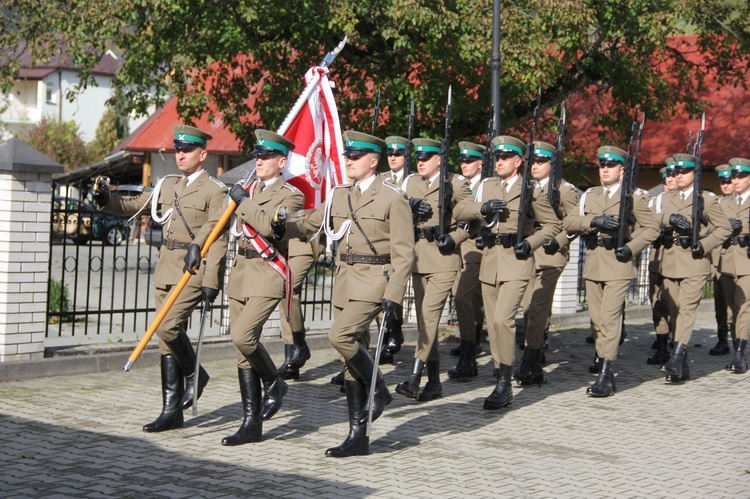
<box><xmin>282</xmin><ymin>67</ymin><xmax>346</xmax><ymax>209</ymax></box>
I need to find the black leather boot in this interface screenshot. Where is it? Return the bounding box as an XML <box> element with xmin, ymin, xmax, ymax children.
<box><xmin>725</xmin><ymin>339</ymin><xmax>748</xmax><ymax>373</ymax></box>
<box><xmin>325</xmin><ymin>381</ymin><xmax>369</xmax><ymax>458</ymax></box>
<box><xmin>484</xmin><ymin>364</ymin><xmax>513</xmax><ymax>410</ymax></box>
<box><xmin>661</xmin><ymin>342</ymin><xmax>689</xmax><ymax>383</ymax></box>
<box><xmin>647</xmin><ymin>334</ymin><xmax>671</xmax><ymax>365</ymax></box>
<box><xmin>346</xmin><ymin>345</ymin><xmax>392</xmax><ymax>424</ymax></box>
<box><xmin>396</xmin><ymin>358</ymin><xmax>425</xmax><ymax>399</ymax></box>
<box><xmin>448</xmin><ymin>341</ymin><xmax>478</xmax><ymax>379</ymax></box>
<box><xmin>589</xmin><ymin>353</ymin><xmax>602</xmax><ymax>374</ymax></box>
<box><xmin>221</xmin><ymin>368</ymin><xmax>262</xmax><ymax>446</ymax></box>
<box><xmin>331</xmin><ymin>370</ymin><xmax>345</xmax><ymax>385</ymax></box>
<box><xmin>385</xmin><ymin>315</ymin><xmax>404</xmax><ymax>356</ymax></box>
<box><xmin>245</xmin><ymin>343</ymin><xmax>288</xmax><ymax>421</ymax></box>
<box><xmin>710</xmin><ymin>326</ymin><xmax>731</xmax><ymax>356</ymax></box>
<box><xmin>417</xmin><ymin>361</ymin><xmax>443</xmax><ymax>401</ymax></box>
<box><xmin>288</xmin><ymin>330</ymin><xmax>311</xmax><ymax>369</ymax></box>
<box><xmin>143</xmin><ymin>355</ymin><xmax>184</xmax><ymax>432</ymax></box>
<box><xmin>379</xmin><ymin>330</ymin><xmax>395</xmax><ymax>365</ymax></box>
<box><xmin>277</xmin><ymin>345</ymin><xmax>299</xmax><ymax>380</ymax></box>
<box><xmin>166</xmin><ymin>331</ymin><xmax>210</xmax><ymax>411</ymax></box>
<box><xmin>513</xmin><ymin>347</ymin><xmax>544</xmax><ymax>385</ymax></box>
<box><xmin>587</xmin><ymin>359</ymin><xmax>616</xmax><ymax>397</ymax></box>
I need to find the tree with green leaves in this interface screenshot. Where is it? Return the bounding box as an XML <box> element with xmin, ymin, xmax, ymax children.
<box><xmin>20</xmin><ymin>118</ymin><xmax>88</xmax><ymax>172</ymax></box>
<box><xmin>2</xmin><ymin>1</ymin><xmax>749</xmax><ymax>154</ymax></box>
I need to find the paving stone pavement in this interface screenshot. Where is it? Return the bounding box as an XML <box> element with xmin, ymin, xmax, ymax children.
<box><xmin>1</xmin><ymin>312</ymin><xmax>749</xmax><ymax>498</ymax></box>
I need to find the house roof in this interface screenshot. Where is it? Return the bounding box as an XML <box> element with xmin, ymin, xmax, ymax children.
<box><xmin>566</xmin><ymin>36</ymin><xmax>749</xmax><ymax>167</ymax></box>
<box><xmin>0</xmin><ymin>137</ymin><xmax>64</xmax><ymax>173</ymax></box>
<box><xmin>11</xmin><ymin>40</ymin><xmax>119</xmax><ymax>80</ymax></box>
<box><xmin>117</xmin><ymin>96</ymin><xmax>244</xmax><ymax>155</ymax></box>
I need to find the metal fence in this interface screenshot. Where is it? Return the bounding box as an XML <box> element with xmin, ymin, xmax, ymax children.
<box><xmin>46</xmin><ymin>178</ymin><xmax>335</xmax><ymax>340</ymax></box>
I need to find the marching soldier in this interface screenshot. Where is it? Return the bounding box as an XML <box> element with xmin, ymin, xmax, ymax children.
<box><xmin>653</xmin><ymin>153</ymin><xmax>731</xmax><ymax>383</ymax></box>
<box><xmin>709</xmin><ymin>164</ymin><xmax>735</xmax><ymax>356</ymax></box>
<box><xmin>284</xmin><ymin>130</ymin><xmax>414</xmax><ymax>457</ymax></box>
<box><xmin>516</xmin><ymin>141</ymin><xmax>579</xmax><ymax>385</ymax></box>
<box><xmin>454</xmin><ymin>135</ymin><xmax>561</xmax><ymax>409</ymax></box>
<box><xmin>395</xmin><ymin>137</ymin><xmax>471</xmax><ymax>402</ymax></box>
<box><xmin>277</xmin><ymin>238</ymin><xmax>315</xmax><ymax>380</ymax></box>
<box><xmin>646</xmin><ymin>160</ymin><xmax>675</xmax><ymax>366</ymax></box>
<box><xmin>376</xmin><ymin>135</ymin><xmax>410</xmax><ymax>364</ymax></box>
<box><xmin>92</xmin><ymin>124</ymin><xmax>227</xmax><ymax>431</ymax></box>
<box><xmin>447</xmin><ymin>141</ymin><xmax>486</xmax><ymax>379</ymax></box>
<box><xmin>717</xmin><ymin>158</ymin><xmax>750</xmax><ymax>373</ymax></box>
<box><xmin>221</xmin><ymin>129</ymin><xmax>305</xmax><ymax>445</ymax></box>
<box><xmin>563</xmin><ymin>145</ymin><xmax>659</xmax><ymax>396</ymax></box>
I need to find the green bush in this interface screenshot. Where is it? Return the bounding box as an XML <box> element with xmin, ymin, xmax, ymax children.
<box><xmin>48</xmin><ymin>278</ymin><xmax>71</xmax><ymax>324</ymax></box>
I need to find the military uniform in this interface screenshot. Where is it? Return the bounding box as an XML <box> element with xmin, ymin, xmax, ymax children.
<box><xmin>286</xmin><ymin>131</ymin><xmax>415</xmax><ymax>457</ymax></box>
<box><xmin>718</xmin><ymin>158</ymin><xmax>750</xmax><ymax>373</ymax></box>
<box><xmin>97</xmin><ymin>125</ymin><xmax>227</xmax><ymax>432</ymax></box>
<box><xmin>563</xmin><ymin>145</ymin><xmax>660</xmax><ymax>396</ymax></box>
<box><xmin>448</xmin><ymin>141</ymin><xmax>486</xmax><ymax>379</ymax></box>
<box><xmin>646</xmin><ymin>162</ymin><xmax>675</xmax><ymax>365</ymax></box>
<box><xmin>395</xmin><ymin>137</ymin><xmax>471</xmax><ymax>402</ymax></box>
<box><xmin>454</xmin><ymin>135</ymin><xmax>561</xmax><ymax>410</ymax></box>
<box><xmin>221</xmin><ymin>130</ymin><xmax>305</xmax><ymax>446</ymax></box>
<box><xmin>653</xmin><ymin>153</ymin><xmax>731</xmax><ymax>382</ymax></box>
<box><xmin>277</xmin><ymin>237</ymin><xmax>315</xmax><ymax>379</ymax></box>
<box><xmin>517</xmin><ymin>141</ymin><xmax>580</xmax><ymax>385</ymax></box>
<box><xmin>709</xmin><ymin>164</ymin><xmax>734</xmax><ymax>356</ymax></box>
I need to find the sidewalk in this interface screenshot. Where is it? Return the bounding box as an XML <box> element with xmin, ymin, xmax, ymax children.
<box><xmin>1</xmin><ymin>308</ymin><xmax>748</xmax><ymax>497</ymax></box>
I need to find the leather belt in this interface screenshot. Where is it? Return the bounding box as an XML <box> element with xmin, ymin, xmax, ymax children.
<box><xmin>493</xmin><ymin>233</ymin><xmax>517</xmax><ymax>248</ymax></box>
<box><xmin>670</xmin><ymin>235</ymin><xmax>691</xmax><ymax>249</ymax></box>
<box><xmin>415</xmin><ymin>225</ymin><xmax>440</xmax><ymax>242</ymax></box>
<box><xmin>583</xmin><ymin>234</ymin><xmax>616</xmax><ymax>250</ymax></box>
<box><xmin>729</xmin><ymin>235</ymin><xmax>749</xmax><ymax>247</ymax></box>
<box><xmin>238</xmin><ymin>247</ymin><xmax>262</xmax><ymax>258</ymax></box>
<box><xmin>339</xmin><ymin>253</ymin><xmax>391</xmax><ymax>265</ymax></box>
<box><xmin>164</xmin><ymin>238</ymin><xmax>191</xmax><ymax>250</ymax></box>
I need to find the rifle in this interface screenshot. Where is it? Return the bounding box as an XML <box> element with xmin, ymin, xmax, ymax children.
<box><xmin>516</xmin><ymin>88</ymin><xmax>542</xmax><ymax>248</ymax></box>
<box><xmin>686</xmin><ymin>130</ymin><xmax>693</xmax><ymax>154</ymax></box>
<box><xmin>404</xmin><ymin>98</ymin><xmax>415</xmax><ymax>176</ymax></box>
<box><xmin>371</xmin><ymin>89</ymin><xmax>381</xmax><ymax>135</ymax></box>
<box><xmin>615</xmin><ymin>107</ymin><xmax>646</xmax><ymax>250</ymax></box>
<box><xmin>548</xmin><ymin>101</ymin><xmax>566</xmax><ymax>218</ymax></box>
<box><xmin>438</xmin><ymin>86</ymin><xmax>453</xmax><ymax>238</ymax></box>
<box><xmin>691</xmin><ymin>113</ymin><xmax>706</xmax><ymax>249</ymax></box>
<box><xmin>481</xmin><ymin>106</ymin><xmax>495</xmax><ymax>180</ymax></box>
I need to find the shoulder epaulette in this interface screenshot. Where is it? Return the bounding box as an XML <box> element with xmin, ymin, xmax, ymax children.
<box><xmin>209</xmin><ymin>177</ymin><xmax>226</xmax><ymax>189</ymax></box>
<box><xmin>563</xmin><ymin>181</ymin><xmax>575</xmax><ymax>188</ymax></box>
<box><xmin>381</xmin><ymin>182</ymin><xmax>401</xmax><ymax>194</ymax></box>
<box><xmin>706</xmin><ymin>191</ymin><xmax>716</xmax><ymax>197</ymax></box>
<box><xmin>282</xmin><ymin>183</ymin><xmax>301</xmax><ymax>193</ymax></box>
<box><xmin>634</xmin><ymin>188</ymin><xmax>649</xmax><ymax>196</ymax></box>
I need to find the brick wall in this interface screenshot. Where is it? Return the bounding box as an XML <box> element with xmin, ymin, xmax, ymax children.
<box><xmin>0</xmin><ymin>171</ymin><xmax>52</xmax><ymax>361</ymax></box>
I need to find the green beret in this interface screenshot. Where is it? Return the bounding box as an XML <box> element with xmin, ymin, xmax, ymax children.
<box><xmin>252</xmin><ymin>129</ymin><xmax>295</xmax><ymax>156</ymax></box>
<box><xmin>412</xmin><ymin>138</ymin><xmax>442</xmax><ymax>160</ymax></box>
<box><xmin>729</xmin><ymin>157</ymin><xmax>750</xmax><ymax>173</ymax></box>
<box><xmin>384</xmin><ymin>136</ymin><xmax>409</xmax><ymax>152</ymax></box>
<box><xmin>597</xmin><ymin>145</ymin><xmax>627</xmax><ymax>164</ymax></box>
<box><xmin>172</xmin><ymin>124</ymin><xmax>212</xmax><ymax>148</ymax></box>
<box><xmin>343</xmin><ymin>130</ymin><xmax>385</xmax><ymax>156</ymax></box>
<box><xmin>673</xmin><ymin>153</ymin><xmax>698</xmax><ymax>170</ymax></box>
<box><xmin>492</xmin><ymin>135</ymin><xmax>525</xmax><ymax>157</ymax></box>
<box><xmin>457</xmin><ymin>141</ymin><xmax>486</xmax><ymax>161</ymax></box>
<box><xmin>716</xmin><ymin>164</ymin><xmax>732</xmax><ymax>179</ymax></box>
<box><xmin>532</xmin><ymin>141</ymin><xmax>555</xmax><ymax>160</ymax></box>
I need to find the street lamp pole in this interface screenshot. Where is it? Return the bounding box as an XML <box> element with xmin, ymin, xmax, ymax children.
<box><xmin>491</xmin><ymin>0</ymin><xmax>502</xmax><ymax>135</ymax></box>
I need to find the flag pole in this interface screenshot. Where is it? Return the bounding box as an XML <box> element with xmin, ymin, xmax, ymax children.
<box><xmin>123</xmin><ymin>36</ymin><xmax>348</xmax><ymax>371</ymax></box>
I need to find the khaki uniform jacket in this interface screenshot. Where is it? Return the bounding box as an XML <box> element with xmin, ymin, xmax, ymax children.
<box><xmin>564</xmin><ymin>186</ymin><xmax>660</xmax><ymax>281</ymax></box>
<box><xmin>403</xmin><ymin>173</ymin><xmax>472</xmax><ymax>274</ymax></box>
<box><xmin>380</xmin><ymin>170</ymin><xmax>407</xmax><ymax>189</ymax></box>
<box><xmin>286</xmin><ymin>176</ymin><xmax>415</xmax><ymax>307</ymax></box>
<box><xmin>718</xmin><ymin>194</ymin><xmax>750</xmax><ymax>277</ymax></box>
<box><xmin>460</xmin><ymin>175</ymin><xmax>483</xmax><ymax>265</ymax></box>
<box><xmin>654</xmin><ymin>190</ymin><xmax>731</xmax><ymax>279</ymax></box>
<box><xmin>102</xmin><ymin>170</ymin><xmax>227</xmax><ymax>290</ymax></box>
<box><xmin>648</xmin><ymin>192</ymin><xmax>667</xmax><ymax>274</ymax></box>
<box><xmin>534</xmin><ymin>180</ymin><xmax>580</xmax><ymax>269</ymax></box>
<box><xmin>226</xmin><ymin>178</ymin><xmax>305</xmax><ymax>299</ymax></box>
<box><xmin>453</xmin><ymin>176</ymin><xmax>562</xmax><ymax>283</ymax></box>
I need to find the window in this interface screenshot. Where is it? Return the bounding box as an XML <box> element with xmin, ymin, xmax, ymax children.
<box><xmin>46</xmin><ymin>83</ymin><xmax>56</xmax><ymax>104</ymax></box>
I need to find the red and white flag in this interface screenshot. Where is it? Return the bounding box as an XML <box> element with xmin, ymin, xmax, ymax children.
<box><xmin>282</xmin><ymin>67</ymin><xmax>346</xmax><ymax>209</ymax></box>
